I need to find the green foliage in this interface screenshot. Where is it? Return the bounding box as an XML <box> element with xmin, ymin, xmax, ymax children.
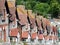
<box><xmin>25</xmin><ymin>1</ymin><xmax>36</xmax><ymax>10</ymax></box>
<box><xmin>16</xmin><ymin>0</ymin><xmax>60</xmax><ymax>18</ymax></box>
<box><xmin>49</xmin><ymin>0</ymin><xmax>60</xmax><ymax>18</ymax></box>
<box><xmin>33</xmin><ymin>3</ymin><xmax>50</xmax><ymax>16</ymax></box>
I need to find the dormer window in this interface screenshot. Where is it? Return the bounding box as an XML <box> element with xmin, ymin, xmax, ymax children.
<box><xmin>2</xmin><ymin>20</ymin><xmax>5</xmax><ymax>22</ymax></box>
<box><xmin>1</xmin><ymin>17</ymin><xmax>5</xmax><ymax>22</ymax></box>
<box><xmin>13</xmin><ymin>24</ymin><xmax>15</xmax><ymax>27</ymax></box>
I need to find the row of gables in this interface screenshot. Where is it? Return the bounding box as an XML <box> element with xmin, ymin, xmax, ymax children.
<box><xmin>0</xmin><ymin>0</ymin><xmax>58</xmax><ymax>42</ymax></box>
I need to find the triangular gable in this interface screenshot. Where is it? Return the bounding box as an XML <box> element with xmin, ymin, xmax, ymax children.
<box><xmin>8</xmin><ymin>7</ymin><xmax>16</xmax><ymax>15</ymax></box>
<box><xmin>7</xmin><ymin>2</ymin><xmax>16</xmax><ymax>23</ymax></box>
<box><xmin>36</xmin><ymin>17</ymin><xmax>42</xmax><ymax>29</ymax></box>
<box><xmin>17</xmin><ymin>5</ymin><xmax>27</xmax><ymax>15</ymax></box>
<box><xmin>7</xmin><ymin>1</ymin><xmax>15</xmax><ymax>8</ymax></box>
<box><xmin>27</xmin><ymin>10</ymin><xmax>36</xmax><ymax>28</ymax></box>
<box><xmin>17</xmin><ymin>7</ymin><xmax>28</xmax><ymax>25</ymax></box>
<box><xmin>27</xmin><ymin>10</ymin><xmax>35</xmax><ymax>19</ymax></box>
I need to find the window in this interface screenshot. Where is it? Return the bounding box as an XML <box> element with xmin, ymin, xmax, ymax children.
<box><xmin>2</xmin><ymin>18</ymin><xmax>5</xmax><ymax>22</ymax></box>
<box><xmin>13</xmin><ymin>24</ymin><xmax>15</xmax><ymax>27</ymax></box>
<box><xmin>2</xmin><ymin>20</ymin><xmax>5</xmax><ymax>22</ymax></box>
<box><xmin>0</xmin><ymin>13</ymin><xmax>2</xmax><ymax>17</ymax></box>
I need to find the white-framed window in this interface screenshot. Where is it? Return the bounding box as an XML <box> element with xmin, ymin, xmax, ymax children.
<box><xmin>31</xmin><ymin>26</ymin><xmax>37</xmax><ymax>33</ymax></box>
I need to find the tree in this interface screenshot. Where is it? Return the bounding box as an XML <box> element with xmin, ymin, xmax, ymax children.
<box><xmin>16</xmin><ymin>0</ymin><xmax>60</xmax><ymax>18</ymax></box>
<box><xmin>33</xmin><ymin>3</ymin><xmax>50</xmax><ymax>18</ymax></box>
<box><xmin>49</xmin><ymin>0</ymin><xmax>60</xmax><ymax>18</ymax></box>
<box><xmin>25</xmin><ymin>1</ymin><xmax>36</xmax><ymax>10</ymax></box>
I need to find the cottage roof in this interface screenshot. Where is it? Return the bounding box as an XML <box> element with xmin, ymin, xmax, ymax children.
<box><xmin>0</xmin><ymin>0</ymin><xmax>5</xmax><ymax>8</ymax></box>
<box><xmin>27</xmin><ymin>10</ymin><xmax>36</xmax><ymax>28</ymax></box>
<box><xmin>17</xmin><ymin>7</ymin><xmax>28</xmax><ymax>25</ymax></box>
<box><xmin>9</xmin><ymin>7</ymin><xmax>16</xmax><ymax>15</ymax></box>
<box><xmin>7</xmin><ymin>1</ymin><xmax>15</xmax><ymax>8</ymax></box>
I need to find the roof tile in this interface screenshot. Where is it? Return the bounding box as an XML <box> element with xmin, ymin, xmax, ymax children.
<box><xmin>17</xmin><ymin>8</ymin><xmax>28</xmax><ymax>25</ymax></box>
<box><xmin>7</xmin><ymin>1</ymin><xmax>15</xmax><ymax>8</ymax></box>
<box><xmin>9</xmin><ymin>7</ymin><xmax>16</xmax><ymax>15</ymax></box>
<box><xmin>0</xmin><ymin>0</ymin><xmax>5</xmax><ymax>8</ymax></box>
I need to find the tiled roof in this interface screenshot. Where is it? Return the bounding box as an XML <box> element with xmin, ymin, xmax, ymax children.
<box><xmin>36</xmin><ymin>18</ymin><xmax>42</xmax><ymax>28</ymax></box>
<box><xmin>7</xmin><ymin>0</ymin><xmax>16</xmax><ymax>2</ymax></box>
<box><xmin>17</xmin><ymin>5</ymin><xmax>25</xmax><ymax>10</ymax></box>
<box><xmin>9</xmin><ymin>7</ymin><xmax>16</xmax><ymax>15</ymax></box>
<box><xmin>7</xmin><ymin>1</ymin><xmax>15</xmax><ymax>8</ymax></box>
<box><xmin>31</xmin><ymin>33</ymin><xmax>37</xmax><ymax>39</ymax></box>
<box><xmin>27</xmin><ymin>10</ymin><xmax>34</xmax><ymax>18</ymax></box>
<box><xmin>17</xmin><ymin>8</ymin><xmax>28</xmax><ymax>25</ymax></box>
<box><xmin>27</xmin><ymin>11</ymin><xmax>36</xmax><ymax>28</ymax></box>
<box><xmin>17</xmin><ymin>5</ymin><xmax>27</xmax><ymax>15</ymax></box>
<box><xmin>22</xmin><ymin>31</ymin><xmax>28</xmax><ymax>38</ymax></box>
<box><xmin>41</xmin><ymin>18</ymin><xmax>47</xmax><ymax>29</ymax></box>
<box><xmin>19</xmin><ymin>14</ymin><xmax>28</xmax><ymax>25</ymax></box>
<box><xmin>17</xmin><ymin>8</ymin><xmax>27</xmax><ymax>16</ymax></box>
<box><xmin>30</xmin><ymin>18</ymin><xmax>36</xmax><ymax>28</ymax></box>
<box><xmin>8</xmin><ymin>7</ymin><xmax>16</xmax><ymax>22</ymax></box>
<box><xmin>10</xmin><ymin>28</ymin><xmax>18</xmax><ymax>37</ymax></box>
<box><xmin>0</xmin><ymin>0</ymin><xmax>5</xmax><ymax>8</ymax></box>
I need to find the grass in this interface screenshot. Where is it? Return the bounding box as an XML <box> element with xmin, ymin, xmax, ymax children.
<box><xmin>23</xmin><ymin>41</ymin><xmax>28</xmax><ymax>45</ymax></box>
<box><xmin>24</xmin><ymin>42</ymin><xmax>27</xmax><ymax>45</ymax></box>
<box><xmin>11</xmin><ymin>41</ymin><xmax>16</xmax><ymax>45</ymax></box>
